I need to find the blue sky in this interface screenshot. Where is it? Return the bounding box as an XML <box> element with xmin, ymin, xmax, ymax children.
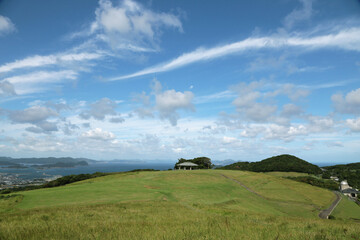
<box><xmin>0</xmin><ymin>0</ymin><xmax>360</xmax><ymax>164</ymax></box>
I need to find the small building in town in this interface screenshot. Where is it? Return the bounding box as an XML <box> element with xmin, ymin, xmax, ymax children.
<box><xmin>330</xmin><ymin>176</ymin><xmax>339</xmax><ymax>182</ymax></box>
<box><xmin>342</xmin><ymin>188</ymin><xmax>358</xmax><ymax>198</ymax></box>
<box><xmin>176</xmin><ymin>162</ymin><xmax>198</xmax><ymax>170</ymax></box>
<box><xmin>340</xmin><ymin>180</ymin><xmax>359</xmax><ymax>199</ymax></box>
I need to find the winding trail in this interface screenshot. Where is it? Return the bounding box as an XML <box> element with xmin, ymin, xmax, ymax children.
<box><xmin>220</xmin><ymin>174</ymin><xmax>266</xmax><ymax>200</ymax></box>
<box><xmin>318</xmin><ymin>191</ymin><xmax>342</xmax><ymax>219</ymax></box>
<box><xmin>220</xmin><ymin>173</ymin><xmax>342</xmax><ymax>219</ymax></box>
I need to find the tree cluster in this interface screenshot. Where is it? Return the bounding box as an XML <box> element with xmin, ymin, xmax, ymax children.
<box><xmin>218</xmin><ymin>154</ymin><xmax>322</xmax><ymax>174</ymax></box>
<box><xmin>174</xmin><ymin>157</ymin><xmax>213</xmax><ymax>169</ymax></box>
<box><xmin>287</xmin><ymin>176</ymin><xmax>339</xmax><ymax>191</ymax></box>
<box><xmin>323</xmin><ymin>163</ymin><xmax>360</xmax><ymax>189</ymax></box>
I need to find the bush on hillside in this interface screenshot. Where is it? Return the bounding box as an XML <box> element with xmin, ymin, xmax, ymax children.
<box><xmin>287</xmin><ymin>176</ymin><xmax>339</xmax><ymax>190</ymax></box>
<box><xmin>174</xmin><ymin>157</ymin><xmax>213</xmax><ymax>169</ymax></box>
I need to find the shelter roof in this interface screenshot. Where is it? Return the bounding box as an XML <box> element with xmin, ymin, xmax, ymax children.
<box><xmin>177</xmin><ymin>162</ymin><xmax>198</xmax><ymax>166</ymax></box>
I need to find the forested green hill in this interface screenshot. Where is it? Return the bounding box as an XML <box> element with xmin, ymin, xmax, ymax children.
<box><xmin>219</xmin><ymin>154</ymin><xmax>322</xmax><ymax>174</ymax></box>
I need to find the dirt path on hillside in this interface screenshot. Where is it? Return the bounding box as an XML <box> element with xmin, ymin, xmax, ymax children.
<box><xmin>219</xmin><ymin>174</ymin><xmax>266</xmax><ymax>200</ymax></box>
<box><xmin>318</xmin><ymin>191</ymin><xmax>342</xmax><ymax>219</ymax></box>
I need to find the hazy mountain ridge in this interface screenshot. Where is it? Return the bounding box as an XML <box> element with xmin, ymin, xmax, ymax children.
<box><xmin>0</xmin><ymin>157</ymin><xmax>97</xmax><ymax>165</ymax></box>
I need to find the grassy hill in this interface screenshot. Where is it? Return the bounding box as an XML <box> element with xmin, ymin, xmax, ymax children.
<box><xmin>1</xmin><ymin>170</ymin><xmax>360</xmax><ymax>239</ymax></box>
<box><xmin>219</xmin><ymin>154</ymin><xmax>322</xmax><ymax>174</ymax></box>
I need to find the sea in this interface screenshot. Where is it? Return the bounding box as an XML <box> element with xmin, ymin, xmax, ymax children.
<box><xmin>0</xmin><ymin>161</ymin><xmax>175</xmax><ymax>181</ymax></box>
<box><xmin>0</xmin><ymin>160</ymin><xmax>345</xmax><ymax>182</ymax></box>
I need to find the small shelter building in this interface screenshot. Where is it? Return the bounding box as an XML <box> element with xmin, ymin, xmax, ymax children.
<box><xmin>177</xmin><ymin>162</ymin><xmax>198</xmax><ymax>170</ymax></box>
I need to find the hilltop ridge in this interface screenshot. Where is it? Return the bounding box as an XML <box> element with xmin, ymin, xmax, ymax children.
<box><xmin>219</xmin><ymin>154</ymin><xmax>322</xmax><ymax>174</ymax></box>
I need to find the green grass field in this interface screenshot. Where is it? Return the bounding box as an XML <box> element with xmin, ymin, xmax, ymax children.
<box><xmin>265</xmin><ymin>171</ymin><xmax>310</xmax><ymax>177</ymax></box>
<box><xmin>1</xmin><ymin>170</ymin><xmax>360</xmax><ymax>239</ymax></box>
<box><xmin>331</xmin><ymin>195</ymin><xmax>360</xmax><ymax>220</ymax></box>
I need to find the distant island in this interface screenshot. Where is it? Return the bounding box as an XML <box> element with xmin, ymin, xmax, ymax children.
<box><xmin>0</xmin><ymin>156</ymin><xmax>96</xmax><ymax>165</ymax></box>
<box><xmin>0</xmin><ymin>157</ymin><xmax>93</xmax><ymax>171</ymax></box>
<box><xmin>32</xmin><ymin>161</ymin><xmax>88</xmax><ymax>169</ymax></box>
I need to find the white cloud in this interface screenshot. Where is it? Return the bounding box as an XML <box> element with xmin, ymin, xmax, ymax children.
<box><xmin>240</xmin><ymin>125</ymin><xmax>265</xmax><ymax>138</ymax></box>
<box><xmin>0</xmin><ymin>15</ymin><xmax>16</xmax><ymax>36</ymax></box>
<box><xmin>0</xmin><ymin>81</ymin><xmax>16</xmax><ymax>97</ymax></box>
<box><xmin>9</xmin><ymin>106</ymin><xmax>58</xmax><ymax>124</ymax></box>
<box><xmin>238</xmin><ymin>120</ymin><xmax>333</xmax><ymax>142</ymax></box>
<box><xmin>231</xmin><ymin>81</ymin><xmax>277</xmax><ymax>122</ymax></box>
<box><xmin>109</xmin><ymin>117</ymin><xmax>125</xmax><ymax>123</ymax></box>
<box><xmin>222</xmin><ymin>136</ymin><xmax>238</xmax><ymax>144</ymax></box>
<box><xmin>238</xmin><ymin>102</ymin><xmax>277</xmax><ymax>122</ymax></box>
<box><xmin>194</xmin><ymin>90</ymin><xmax>236</xmax><ymax>104</ymax></box>
<box><xmin>81</xmin><ymin>128</ymin><xmax>116</xmax><ymax>141</ymax></box>
<box><xmin>81</xmin><ymin>0</ymin><xmax>182</xmax><ymax>51</ymax></box>
<box><xmin>100</xmin><ymin>7</ymin><xmax>131</xmax><ymax>33</ymax></box>
<box><xmin>264</xmin><ymin>124</ymin><xmax>308</xmax><ymax>141</ymax></box>
<box><xmin>2</xmin><ymin>70</ymin><xmax>78</xmax><ymax>95</ymax></box>
<box><xmin>281</xmin><ymin>104</ymin><xmax>303</xmax><ymax>117</ymax></box>
<box><xmin>156</xmin><ymin>89</ymin><xmax>194</xmax><ymax>125</ymax></box>
<box><xmin>246</xmin><ymin>55</ymin><xmax>287</xmax><ymax>72</ymax></box>
<box><xmin>211</xmin><ymin>82</ymin><xmax>309</xmax><ymax>124</ymax></box>
<box><xmin>326</xmin><ymin>141</ymin><xmax>344</xmax><ymax>148</ymax></box>
<box><xmin>8</xmin><ymin>106</ymin><xmax>59</xmax><ymax>134</ymax></box>
<box><xmin>306</xmin><ymin>115</ymin><xmax>335</xmax><ymax>133</ymax></box>
<box><xmin>283</xmin><ymin>0</ymin><xmax>313</xmax><ymax>29</ymax></box>
<box><xmin>213</xmin><ymin>80</ymin><xmax>340</xmax><ymax>142</ymax></box>
<box><xmin>267</xmin><ymin>84</ymin><xmax>310</xmax><ymax>101</ymax></box>
<box><xmin>111</xmin><ymin>27</ymin><xmax>360</xmax><ymax>80</ymax></box>
<box><xmin>133</xmin><ymin>79</ymin><xmax>195</xmax><ymax>126</ymax></box>
<box><xmin>4</xmin><ymin>70</ymin><xmax>77</xmax><ymax>84</ymax></box>
<box><xmin>346</xmin><ymin>118</ymin><xmax>360</xmax><ymax>132</ymax></box>
<box><xmin>80</xmin><ymin>98</ymin><xmax>120</xmax><ymax>121</ymax></box>
<box><xmin>332</xmin><ymin>88</ymin><xmax>360</xmax><ymax>114</ymax></box>
<box><xmin>133</xmin><ymin>91</ymin><xmax>154</xmax><ymax>118</ymax></box>
<box><xmin>0</xmin><ymin>52</ymin><xmax>102</xmax><ymax>74</ymax></box>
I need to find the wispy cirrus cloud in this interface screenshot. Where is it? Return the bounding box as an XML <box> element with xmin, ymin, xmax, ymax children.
<box><xmin>0</xmin><ymin>52</ymin><xmax>103</xmax><ymax>74</ymax></box>
<box><xmin>2</xmin><ymin>70</ymin><xmax>78</xmax><ymax>95</ymax></box>
<box><xmin>0</xmin><ymin>50</ymin><xmax>105</xmax><ymax>96</ymax></box>
<box><xmin>111</xmin><ymin>27</ymin><xmax>360</xmax><ymax>80</ymax></box>
<box><xmin>194</xmin><ymin>90</ymin><xmax>236</xmax><ymax>104</ymax></box>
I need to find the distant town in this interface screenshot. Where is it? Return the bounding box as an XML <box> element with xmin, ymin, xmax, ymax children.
<box><xmin>0</xmin><ymin>173</ymin><xmax>61</xmax><ymax>190</ymax></box>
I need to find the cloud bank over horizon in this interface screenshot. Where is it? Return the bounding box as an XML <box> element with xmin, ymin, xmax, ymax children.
<box><xmin>0</xmin><ymin>0</ymin><xmax>359</xmax><ymax>163</ymax></box>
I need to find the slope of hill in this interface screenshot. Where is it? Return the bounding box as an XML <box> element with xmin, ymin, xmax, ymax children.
<box><xmin>219</xmin><ymin>154</ymin><xmax>322</xmax><ymax>174</ymax></box>
<box><xmin>1</xmin><ymin>170</ymin><xmax>360</xmax><ymax>239</ymax></box>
